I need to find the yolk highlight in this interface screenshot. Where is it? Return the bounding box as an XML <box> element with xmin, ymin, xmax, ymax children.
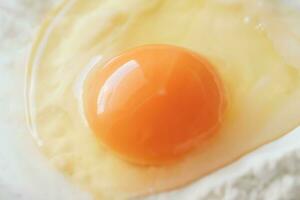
<box><xmin>83</xmin><ymin>45</ymin><xmax>225</xmax><ymax>165</ymax></box>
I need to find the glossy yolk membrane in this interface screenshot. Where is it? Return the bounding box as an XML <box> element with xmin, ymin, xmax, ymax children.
<box><xmin>83</xmin><ymin>45</ymin><xmax>225</xmax><ymax>165</ymax></box>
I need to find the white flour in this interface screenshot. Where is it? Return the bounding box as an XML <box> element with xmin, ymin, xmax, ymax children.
<box><xmin>200</xmin><ymin>135</ymin><xmax>300</xmax><ymax>200</ymax></box>
<box><xmin>0</xmin><ymin>0</ymin><xmax>299</xmax><ymax>200</ymax></box>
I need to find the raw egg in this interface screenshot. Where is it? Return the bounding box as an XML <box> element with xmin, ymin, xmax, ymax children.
<box><xmin>83</xmin><ymin>44</ymin><xmax>225</xmax><ymax>165</ymax></box>
<box><xmin>25</xmin><ymin>0</ymin><xmax>300</xmax><ymax>199</ymax></box>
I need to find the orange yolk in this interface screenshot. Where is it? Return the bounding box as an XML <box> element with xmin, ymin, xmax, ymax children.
<box><xmin>83</xmin><ymin>44</ymin><xmax>225</xmax><ymax>165</ymax></box>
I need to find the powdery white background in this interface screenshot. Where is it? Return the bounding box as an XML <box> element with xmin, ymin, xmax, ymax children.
<box><xmin>0</xmin><ymin>1</ymin><xmax>300</xmax><ymax>200</ymax></box>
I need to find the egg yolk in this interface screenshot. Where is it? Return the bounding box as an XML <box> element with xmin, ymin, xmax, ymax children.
<box><xmin>83</xmin><ymin>45</ymin><xmax>225</xmax><ymax>165</ymax></box>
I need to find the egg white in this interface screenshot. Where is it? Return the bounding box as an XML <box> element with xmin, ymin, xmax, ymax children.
<box><xmin>0</xmin><ymin>0</ymin><xmax>91</xmax><ymax>199</ymax></box>
<box><xmin>21</xmin><ymin>1</ymin><xmax>298</xmax><ymax>200</ymax></box>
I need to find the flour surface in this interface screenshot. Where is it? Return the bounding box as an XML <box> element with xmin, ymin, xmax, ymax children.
<box><xmin>0</xmin><ymin>0</ymin><xmax>299</xmax><ymax>200</ymax></box>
